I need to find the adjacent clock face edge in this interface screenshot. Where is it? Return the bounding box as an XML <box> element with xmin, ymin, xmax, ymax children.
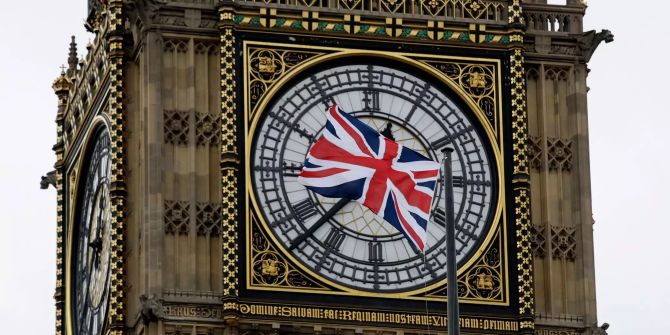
<box><xmin>246</xmin><ymin>54</ymin><xmax>505</xmax><ymax>296</ymax></box>
<box><xmin>68</xmin><ymin>126</ymin><xmax>112</xmax><ymax>335</ymax></box>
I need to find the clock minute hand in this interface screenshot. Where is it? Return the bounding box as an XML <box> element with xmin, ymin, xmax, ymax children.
<box><xmin>289</xmin><ymin>198</ymin><xmax>350</xmax><ymax>251</ymax></box>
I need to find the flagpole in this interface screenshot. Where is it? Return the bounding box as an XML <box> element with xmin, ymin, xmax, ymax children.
<box><xmin>443</xmin><ymin>147</ymin><xmax>460</xmax><ymax>335</ymax></box>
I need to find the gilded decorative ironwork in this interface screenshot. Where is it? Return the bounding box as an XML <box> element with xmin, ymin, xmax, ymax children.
<box><xmin>55</xmin><ymin>167</ymin><xmax>65</xmax><ymax>335</ymax></box>
<box><xmin>508</xmin><ymin>0</ymin><xmax>524</xmax><ymax>25</ymax></box>
<box><xmin>426</xmin><ymin>226</ymin><xmax>505</xmax><ymax>302</ymax></box>
<box><xmin>340</xmin><ymin>0</ymin><xmax>363</xmax><ymax>11</ymax></box>
<box><xmin>514</xmin><ymin>187</ymin><xmax>534</xmax><ymax>324</ymax></box>
<box><xmin>381</xmin><ymin>0</ymin><xmax>405</xmax><ymax>13</ymax></box>
<box><xmin>220</xmin><ymin>20</ymin><xmax>240</xmax><ymax>301</ymax></box>
<box><xmin>248</xmin><ymin>48</ymin><xmax>324</xmax><ymax>117</ymax></box>
<box><xmin>52</xmin><ymin>71</ymin><xmax>69</xmax><ymax>335</ymax></box>
<box><xmin>510</xmin><ymin>44</ymin><xmax>534</xmax><ymax>332</ymax></box>
<box><xmin>421</xmin><ymin>0</ymin><xmax>446</xmax><ymax>17</ymax></box>
<box><xmin>424</xmin><ymin>60</ymin><xmax>498</xmax><ymax>130</ymax></box>
<box><xmin>511</xmin><ymin>49</ymin><xmax>529</xmax><ymax>176</ymax></box>
<box><xmin>250</xmin><ymin>212</ymin><xmax>328</xmax><ymax>289</ymax></box>
<box><xmin>107</xmin><ymin>0</ymin><xmax>127</xmax><ymax>329</ymax></box>
<box><xmin>221</xmin><ymin>28</ymin><xmax>238</xmax><ymax>158</ymax></box>
<box><xmin>469</xmin><ymin>71</ymin><xmax>487</xmax><ymax>88</ymax></box>
<box><xmin>221</xmin><ymin>168</ymin><xmax>239</xmax><ymax>295</ymax></box>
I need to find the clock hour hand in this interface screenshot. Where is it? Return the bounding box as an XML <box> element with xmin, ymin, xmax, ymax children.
<box><xmin>289</xmin><ymin>198</ymin><xmax>350</xmax><ymax>250</ymax></box>
<box><xmin>88</xmin><ymin>235</ymin><xmax>103</xmax><ymax>267</ymax></box>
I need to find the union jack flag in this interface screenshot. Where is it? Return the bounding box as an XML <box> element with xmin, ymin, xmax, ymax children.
<box><xmin>298</xmin><ymin>105</ymin><xmax>440</xmax><ymax>251</ymax></box>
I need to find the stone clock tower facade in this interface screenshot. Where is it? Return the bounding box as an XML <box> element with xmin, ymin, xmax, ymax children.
<box><xmin>49</xmin><ymin>1</ymin><xmax>612</xmax><ymax>335</ymax></box>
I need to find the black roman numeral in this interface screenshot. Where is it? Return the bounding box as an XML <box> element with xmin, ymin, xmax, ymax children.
<box><xmin>438</xmin><ymin>175</ymin><xmax>490</xmax><ymax>189</ymax></box>
<box><xmin>254</xmin><ymin>161</ymin><xmax>303</xmax><ymax>178</ymax></box>
<box><xmin>362</xmin><ymin>89</ymin><xmax>380</xmax><ymax>112</ymax></box>
<box><xmin>453</xmin><ymin>175</ymin><xmax>464</xmax><ymax>188</ymax></box>
<box><xmin>282</xmin><ymin>161</ymin><xmax>302</xmax><ymax>177</ymax></box>
<box><xmin>323</xmin><ymin>228</ymin><xmax>346</xmax><ymax>251</ymax></box>
<box><xmin>293</xmin><ymin>198</ymin><xmax>317</xmax><ymax>223</ymax></box>
<box><xmin>269</xmin><ymin>109</ymin><xmax>314</xmax><ymax>140</ymax></box>
<box><xmin>433</xmin><ymin>207</ymin><xmax>447</xmax><ymax>225</ymax></box>
<box><xmin>429</xmin><ymin>126</ymin><xmax>474</xmax><ymax>151</ymax></box>
<box><xmin>368</xmin><ymin>241</ymin><xmax>384</xmax><ymax>263</ymax></box>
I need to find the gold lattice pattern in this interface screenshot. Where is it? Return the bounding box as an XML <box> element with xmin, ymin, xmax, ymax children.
<box><xmin>107</xmin><ymin>0</ymin><xmax>126</xmax><ymax>328</ymax></box>
<box><xmin>220</xmin><ymin>23</ymin><xmax>239</xmax><ymax>299</ymax></box>
<box><xmin>511</xmin><ymin>49</ymin><xmax>528</xmax><ymax>176</ymax></box>
<box><xmin>510</xmin><ymin>46</ymin><xmax>534</xmax><ymax>332</ymax></box>
<box><xmin>248</xmin><ymin>48</ymin><xmax>324</xmax><ymax>118</ymax></box>
<box><xmin>221</xmin><ymin>28</ymin><xmax>237</xmax><ymax>156</ymax></box>
<box><xmin>508</xmin><ymin>0</ymin><xmax>524</xmax><ymax>25</ymax></box>
<box><xmin>515</xmin><ymin>189</ymin><xmax>534</xmax><ymax>318</ymax></box>
<box><xmin>221</xmin><ymin>169</ymin><xmax>239</xmax><ymax>297</ymax></box>
<box><xmin>54</xmin><ymin>80</ymin><xmax>67</xmax><ymax>335</ymax></box>
<box><xmin>55</xmin><ymin>169</ymin><xmax>64</xmax><ymax>335</ymax></box>
<box><xmin>220</xmin><ymin>23</ymin><xmax>240</xmax><ymax>299</ymax></box>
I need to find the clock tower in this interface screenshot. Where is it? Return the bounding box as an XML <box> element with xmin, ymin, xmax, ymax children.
<box><xmin>50</xmin><ymin>1</ymin><xmax>612</xmax><ymax>335</ymax></box>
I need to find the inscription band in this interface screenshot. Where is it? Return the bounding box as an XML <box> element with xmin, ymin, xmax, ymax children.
<box><xmin>239</xmin><ymin>303</ymin><xmax>519</xmax><ymax>331</ymax></box>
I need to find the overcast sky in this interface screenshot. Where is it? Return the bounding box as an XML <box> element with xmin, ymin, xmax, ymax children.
<box><xmin>0</xmin><ymin>1</ymin><xmax>667</xmax><ymax>334</ymax></box>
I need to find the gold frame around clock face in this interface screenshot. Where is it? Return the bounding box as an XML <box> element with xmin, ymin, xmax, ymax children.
<box><xmin>244</xmin><ymin>41</ymin><xmax>509</xmax><ymax>304</ymax></box>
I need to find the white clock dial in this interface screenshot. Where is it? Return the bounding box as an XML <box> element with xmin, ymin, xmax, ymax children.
<box><xmin>252</xmin><ymin>63</ymin><xmax>496</xmax><ymax>292</ymax></box>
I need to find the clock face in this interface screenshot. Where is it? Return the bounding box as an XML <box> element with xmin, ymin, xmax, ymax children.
<box><xmin>251</xmin><ymin>63</ymin><xmax>497</xmax><ymax>292</ymax></box>
<box><xmin>72</xmin><ymin>128</ymin><xmax>111</xmax><ymax>335</ymax></box>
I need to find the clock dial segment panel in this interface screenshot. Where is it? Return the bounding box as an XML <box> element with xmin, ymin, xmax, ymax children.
<box><xmin>251</xmin><ymin>63</ymin><xmax>497</xmax><ymax>293</ymax></box>
<box><xmin>72</xmin><ymin>128</ymin><xmax>112</xmax><ymax>335</ymax></box>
